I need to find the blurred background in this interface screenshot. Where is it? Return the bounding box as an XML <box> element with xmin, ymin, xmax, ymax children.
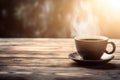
<box><xmin>0</xmin><ymin>0</ymin><xmax>120</xmax><ymax>38</ymax></box>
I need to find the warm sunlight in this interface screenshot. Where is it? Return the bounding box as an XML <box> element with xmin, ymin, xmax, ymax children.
<box><xmin>108</xmin><ymin>0</ymin><xmax>120</xmax><ymax>8</ymax></box>
<box><xmin>96</xmin><ymin>0</ymin><xmax>120</xmax><ymax>12</ymax></box>
<box><xmin>1</xmin><ymin>0</ymin><xmax>120</xmax><ymax>38</ymax></box>
<box><xmin>107</xmin><ymin>0</ymin><xmax>120</xmax><ymax>11</ymax></box>
<box><xmin>94</xmin><ymin>0</ymin><xmax>120</xmax><ymax>38</ymax></box>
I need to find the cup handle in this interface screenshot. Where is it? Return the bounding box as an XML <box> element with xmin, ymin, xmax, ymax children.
<box><xmin>105</xmin><ymin>42</ymin><xmax>116</xmax><ymax>54</ymax></box>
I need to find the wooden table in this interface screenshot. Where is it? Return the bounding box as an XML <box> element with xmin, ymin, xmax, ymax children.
<box><xmin>0</xmin><ymin>38</ymin><xmax>120</xmax><ymax>80</ymax></box>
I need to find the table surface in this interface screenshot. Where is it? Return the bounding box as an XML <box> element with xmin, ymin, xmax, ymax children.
<box><xmin>0</xmin><ymin>38</ymin><xmax>120</xmax><ymax>80</ymax></box>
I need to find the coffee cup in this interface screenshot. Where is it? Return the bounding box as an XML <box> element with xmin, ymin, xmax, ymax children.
<box><xmin>74</xmin><ymin>35</ymin><xmax>116</xmax><ymax>60</ymax></box>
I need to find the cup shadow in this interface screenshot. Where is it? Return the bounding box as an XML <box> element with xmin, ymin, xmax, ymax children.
<box><xmin>70</xmin><ymin>62</ymin><xmax>118</xmax><ymax>70</ymax></box>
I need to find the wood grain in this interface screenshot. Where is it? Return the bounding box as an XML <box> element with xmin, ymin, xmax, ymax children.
<box><xmin>0</xmin><ymin>38</ymin><xmax>120</xmax><ymax>80</ymax></box>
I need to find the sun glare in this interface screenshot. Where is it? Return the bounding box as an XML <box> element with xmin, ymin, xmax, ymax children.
<box><xmin>96</xmin><ymin>0</ymin><xmax>120</xmax><ymax>11</ymax></box>
<box><xmin>95</xmin><ymin>0</ymin><xmax>120</xmax><ymax>16</ymax></box>
<box><xmin>107</xmin><ymin>0</ymin><xmax>120</xmax><ymax>11</ymax></box>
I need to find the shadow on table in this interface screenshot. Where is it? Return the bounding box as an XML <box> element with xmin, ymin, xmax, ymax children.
<box><xmin>0</xmin><ymin>77</ymin><xmax>27</xmax><ymax>80</ymax></box>
<box><xmin>0</xmin><ymin>72</ymin><xmax>118</xmax><ymax>80</ymax></box>
<box><xmin>70</xmin><ymin>63</ymin><xmax>119</xmax><ymax>70</ymax></box>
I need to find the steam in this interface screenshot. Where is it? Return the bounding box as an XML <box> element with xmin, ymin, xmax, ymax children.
<box><xmin>70</xmin><ymin>1</ymin><xmax>100</xmax><ymax>37</ymax></box>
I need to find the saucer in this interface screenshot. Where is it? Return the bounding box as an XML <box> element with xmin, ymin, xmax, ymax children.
<box><xmin>69</xmin><ymin>52</ymin><xmax>114</xmax><ymax>65</ymax></box>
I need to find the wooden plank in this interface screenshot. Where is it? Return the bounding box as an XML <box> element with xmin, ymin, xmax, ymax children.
<box><xmin>0</xmin><ymin>59</ymin><xmax>72</xmax><ymax>67</ymax></box>
<box><xmin>0</xmin><ymin>72</ymin><xmax>119</xmax><ymax>80</ymax></box>
<box><xmin>0</xmin><ymin>38</ymin><xmax>119</xmax><ymax>42</ymax></box>
<box><xmin>0</xmin><ymin>57</ymin><xmax>120</xmax><ymax>68</ymax></box>
<box><xmin>0</xmin><ymin>39</ymin><xmax>119</xmax><ymax>46</ymax></box>
<box><xmin>0</xmin><ymin>39</ymin><xmax>119</xmax><ymax>52</ymax></box>
<box><xmin>0</xmin><ymin>38</ymin><xmax>119</xmax><ymax>47</ymax></box>
<box><xmin>0</xmin><ymin>41</ymin><xmax>75</xmax><ymax>47</ymax></box>
<box><xmin>0</xmin><ymin>38</ymin><xmax>72</xmax><ymax>40</ymax></box>
<box><xmin>0</xmin><ymin>46</ymin><xmax>76</xmax><ymax>52</ymax></box>
<box><xmin>0</xmin><ymin>66</ymin><xmax>119</xmax><ymax>75</ymax></box>
<box><xmin>0</xmin><ymin>52</ymin><xmax>69</xmax><ymax>58</ymax></box>
<box><xmin>0</xmin><ymin>66</ymin><xmax>119</xmax><ymax>74</ymax></box>
<box><xmin>0</xmin><ymin>66</ymin><xmax>120</xmax><ymax>80</ymax></box>
<box><xmin>0</xmin><ymin>46</ymin><xmax>120</xmax><ymax>52</ymax></box>
<box><xmin>0</xmin><ymin>51</ymin><xmax>119</xmax><ymax>59</ymax></box>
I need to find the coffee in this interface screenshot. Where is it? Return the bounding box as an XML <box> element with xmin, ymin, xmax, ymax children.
<box><xmin>74</xmin><ymin>36</ymin><xmax>116</xmax><ymax>60</ymax></box>
<box><xmin>80</xmin><ymin>38</ymin><xmax>103</xmax><ymax>41</ymax></box>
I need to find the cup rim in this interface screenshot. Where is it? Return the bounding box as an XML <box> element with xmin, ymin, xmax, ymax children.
<box><xmin>74</xmin><ymin>35</ymin><xmax>109</xmax><ymax>42</ymax></box>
